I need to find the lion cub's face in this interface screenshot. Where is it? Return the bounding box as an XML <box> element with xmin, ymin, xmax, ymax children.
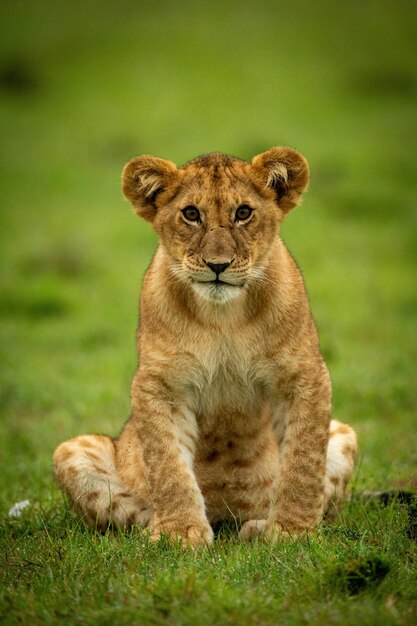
<box><xmin>122</xmin><ymin>148</ymin><xmax>309</xmax><ymax>303</ymax></box>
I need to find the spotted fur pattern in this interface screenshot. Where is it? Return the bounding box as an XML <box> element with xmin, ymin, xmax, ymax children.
<box><xmin>53</xmin><ymin>148</ymin><xmax>357</xmax><ymax>545</ymax></box>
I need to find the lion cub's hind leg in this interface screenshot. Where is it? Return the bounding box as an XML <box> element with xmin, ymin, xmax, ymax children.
<box><xmin>53</xmin><ymin>435</ymin><xmax>152</xmax><ymax>530</ymax></box>
<box><xmin>323</xmin><ymin>419</ymin><xmax>357</xmax><ymax>520</ymax></box>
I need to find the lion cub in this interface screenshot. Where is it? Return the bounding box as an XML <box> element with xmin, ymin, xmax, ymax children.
<box><xmin>53</xmin><ymin>147</ymin><xmax>357</xmax><ymax>545</ymax></box>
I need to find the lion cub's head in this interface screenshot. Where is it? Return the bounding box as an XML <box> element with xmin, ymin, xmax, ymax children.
<box><xmin>122</xmin><ymin>148</ymin><xmax>309</xmax><ymax>303</ymax></box>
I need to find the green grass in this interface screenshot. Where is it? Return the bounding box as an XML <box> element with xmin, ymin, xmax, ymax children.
<box><xmin>1</xmin><ymin>501</ymin><xmax>416</xmax><ymax>625</ymax></box>
<box><xmin>0</xmin><ymin>0</ymin><xmax>416</xmax><ymax>624</ymax></box>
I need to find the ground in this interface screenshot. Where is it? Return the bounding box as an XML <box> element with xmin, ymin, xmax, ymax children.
<box><xmin>0</xmin><ymin>1</ymin><xmax>416</xmax><ymax>624</ymax></box>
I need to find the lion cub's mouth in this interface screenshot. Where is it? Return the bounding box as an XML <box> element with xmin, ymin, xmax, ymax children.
<box><xmin>210</xmin><ymin>278</ymin><xmax>232</xmax><ymax>285</ymax></box>
<box><xmin>196</xmin><ymin>278</ymin><xmax>242</xmax><ymax>287</ymax></box>
<box><xmin>190</xmin><ymin>276</ymin><xmax>244</xmax><ymax>303</ymax></box>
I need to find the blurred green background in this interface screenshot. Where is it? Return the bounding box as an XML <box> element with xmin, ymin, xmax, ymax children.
<box><xmin>0</xmin><ymin>0</ymin><xmax>416</xmax><ymax>508</ymax></box>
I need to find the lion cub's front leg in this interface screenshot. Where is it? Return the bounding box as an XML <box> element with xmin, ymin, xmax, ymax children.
<box><xmin>242</xmin><ymin>366</ymin><xmax>331</xmax><ymax>542</ymax></box>
<box><xmin>131</xmin><ymin>372</ymin><xmax>213</xmax><ymax>547</ymax></box>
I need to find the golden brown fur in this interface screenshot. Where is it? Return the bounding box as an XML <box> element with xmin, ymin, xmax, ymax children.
<box><xmin>53</xmin><ymin>147</ymin><xmax>357</xmax><ymax>545</ymax></box>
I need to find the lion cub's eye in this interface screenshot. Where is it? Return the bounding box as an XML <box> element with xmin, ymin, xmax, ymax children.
<box><xmin>181</xmin><ymin>206</ymin><xmax>201</xmax><ymax>223</ymax></box>
<box><xmin>234</xmin><ymin>205</ymin><xmax>253</xmax><ymax>222</ymax></box>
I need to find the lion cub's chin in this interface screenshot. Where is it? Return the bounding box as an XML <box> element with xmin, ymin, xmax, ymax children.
<box><xmin>192</xmin><ymin>281</ymin><xmax>243</xmax><ymax>304</ymax></box>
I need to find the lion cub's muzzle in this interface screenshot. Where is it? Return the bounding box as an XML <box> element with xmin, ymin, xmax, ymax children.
<box><xmin>202</xmin><ymin>259</ymin><xmax>242</xmax><ymax>286</ymax></box>
<box><xmin>183</xmin><ymin>257</ymin><xmax>249</xmax><ymax>287</ymax></box>
<box><xmin>204</xmin><ymin>260</ymin><xmax>232</xmax><ymax>278</ymax></box>
<box><xmin>180</xmin><ymin>251</ymin><xmax>254</xmax><ymax>302</ymax></box>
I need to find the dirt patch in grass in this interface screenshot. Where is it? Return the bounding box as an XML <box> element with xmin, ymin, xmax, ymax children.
<box><xmin>326</xmin><ymin>555</ymin><xmax>391</xmax><ymax>596</ymax></box>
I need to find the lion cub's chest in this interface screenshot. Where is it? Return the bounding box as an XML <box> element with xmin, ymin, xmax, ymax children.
<box><xmin>184</xmin><ymin>332</ymin><xmax>267</xmax><ymax>424</ymax></box>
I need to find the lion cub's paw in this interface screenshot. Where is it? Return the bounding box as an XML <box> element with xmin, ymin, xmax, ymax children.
<box><xmin>239</xmin><ymin>519</ymin><xmax>268</xmax><ymax>540</ymax></box>
<box><xmin>150</xmin><ymin>520</ymin><xmax>214</xmax><ymax>548</ymax></box>
<box><xmin>240</xmin><ymin>520</ymin><xmax>314</xmax><ymax>543</ymax></box>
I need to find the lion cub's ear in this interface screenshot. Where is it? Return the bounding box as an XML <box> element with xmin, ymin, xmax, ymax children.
<box><xmin>251</xmin><ymin>147</ymin><xmax>309</xmax><ymax>213</ymax></box>
<box><xmin>122</xmin><ymin>156</ymin><xmax>178</xmax><ymax>222</ymax></box>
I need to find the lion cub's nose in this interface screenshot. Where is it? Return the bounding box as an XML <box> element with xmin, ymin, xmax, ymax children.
<box><xmin>205</xmin><ymin>261</ymin><xmax>231</xmax><ymax>277</ymax></box>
